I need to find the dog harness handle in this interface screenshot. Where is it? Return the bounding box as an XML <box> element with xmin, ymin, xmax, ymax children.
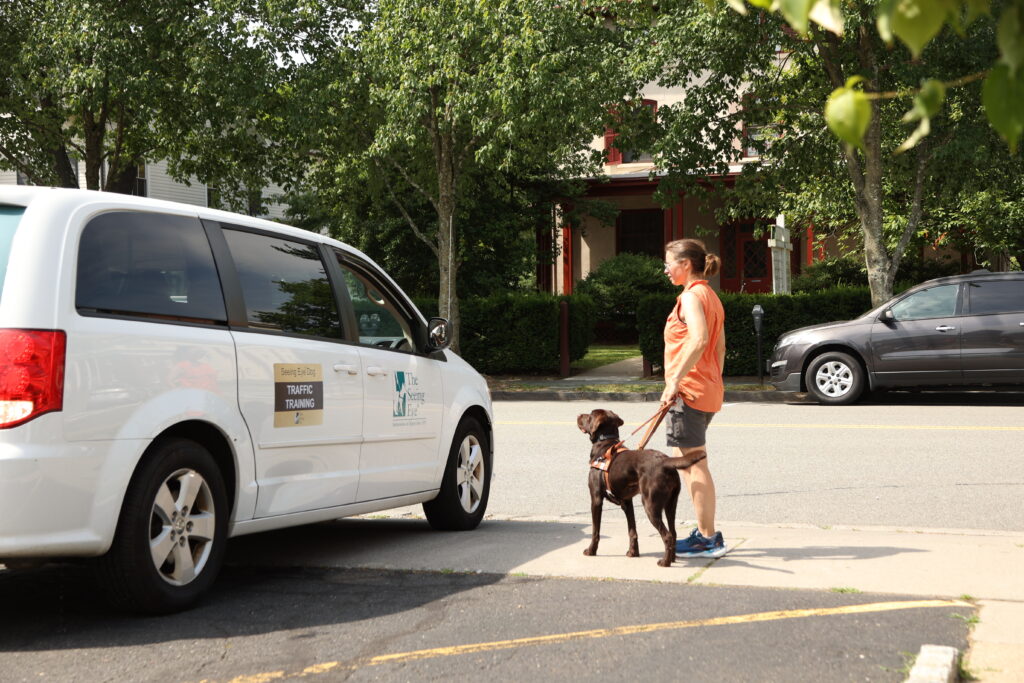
<box><xmin>631</xmin><ymin>403</ymin><xmax>671</xmax><ymax>451</ymax></box>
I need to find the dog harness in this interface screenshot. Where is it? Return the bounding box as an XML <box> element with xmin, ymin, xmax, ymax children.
<box><xmin>591</xmin><ymin>439</ymin><xmax>628</xmax><ymax>506</ymax></box>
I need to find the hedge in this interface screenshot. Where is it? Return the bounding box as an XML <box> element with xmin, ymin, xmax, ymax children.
<box><xmin>638</xmin><ymin>287</ymin><xmax>873</xmax><ymax>376</ymax></box>
<box><xmin>413</xmin><ymin>292</ymin><xmax>597</xmax><ymax>374</ymax></box>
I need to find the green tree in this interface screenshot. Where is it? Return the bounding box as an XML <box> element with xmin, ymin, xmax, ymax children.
<box><xmin>629</xmin><ymin>2</ymin><xmax>1017</xmax><ymax>307</ymax></box>
<box><xmin>292</xmin><ymin>0</ymin><xmax>643</xmax><ymax>351</ymax></box>
<box><xmin>0</xmin><ymin>0</ymin><xmax>286</xmax><ymax>200</ymax></box>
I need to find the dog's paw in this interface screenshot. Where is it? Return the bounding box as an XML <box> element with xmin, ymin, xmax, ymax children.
<box><xmin>658</xmin><ymin>557</ymin><xmax>673</xmax><ymax>567</ymax></box>
<box><xmin>583</xmin><ymin>548</ymin><xmax>596</xmax><ymax>556</ymax></box>
<box><xmin>626</xmin><ymin>548</ymin><xmax>639</xmax><ymax>558</ymax></box>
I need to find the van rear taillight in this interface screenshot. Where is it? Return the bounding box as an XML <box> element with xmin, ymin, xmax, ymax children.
<box><xmin>0</xmin><ymin>329</ymin><xmax>66</xmax><ymax>429</ymax></box>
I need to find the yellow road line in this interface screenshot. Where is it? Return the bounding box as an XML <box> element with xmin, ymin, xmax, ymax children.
<box><xmin>217</xmin><ymin>599</ymin><xmax>970</xmax><ymax>683</ymax></box>
<box><xmin>497</xmin><ymin>420</ymin><xmax>1024</xmax><ymax>431</ymax></box>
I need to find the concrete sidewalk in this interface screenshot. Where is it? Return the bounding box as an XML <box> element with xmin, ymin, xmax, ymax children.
<box><xmin>229</xmin><ymin>514</ymin><xmax>1024</xmax><ymax>681</ymax></box>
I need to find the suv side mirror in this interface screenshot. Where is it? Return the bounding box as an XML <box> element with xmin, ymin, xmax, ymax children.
<box><xmin>426</xmin><ymin>317</ymin><xmax>452</xmax><ymax>351</ymax></box>
<box><xmin>880</xmin><ymin>309</ymin><xmax>895</xmax><ymax>322</ymax></box>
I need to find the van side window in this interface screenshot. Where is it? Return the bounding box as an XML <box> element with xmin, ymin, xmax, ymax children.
<box><xmin>335</xmin><ymin>253</ymin><xmax>415</xmax><ymax>351</ymax></box>
<box><xmin>967</xmin><ymin>280</ymin><xmax>1024</xmax><ymax>315</ymax></box>
<box><xmin>223</xmin><ymin>229</ymin><xmax>343</xmax><ymax>339</ymax></box>
<box><xmin>76</xmin><ymin>211</ymin><xmax>226</xmax><ymax>322</ymax></box>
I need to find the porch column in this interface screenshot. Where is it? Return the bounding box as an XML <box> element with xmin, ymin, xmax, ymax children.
<box><xmin>768</xmin><ymin>214</ymin><xmax>793</xmax><ymax>294</ymax></box>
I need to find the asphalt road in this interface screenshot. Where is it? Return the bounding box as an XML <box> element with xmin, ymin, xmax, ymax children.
<box><xmin>488</xmin><ymin>397</ymin><xmax>1024</xmax><ymax>531</ymax></box>
<box><xmin>3</xmin><ymin>394</ymin><xmax>1014</xmax><ymax>681</ymax></box>
<box><xmin>0</xmin><ymin>563</ymin><xmax>971</xmax><ymax>682</ymax></box>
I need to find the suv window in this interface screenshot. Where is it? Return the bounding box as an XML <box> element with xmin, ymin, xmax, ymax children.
<box><xmin>76</xmin><ymin>211</ymin><xmax>226</xmax><ymax>321</ymax></box>
<box><xmin>966</xmin><ymin>279</ymin><xmax>1024</xmax><ymax>315</ymax></box>
<box><xmin>890</xmin><ymin>284</ymin><xmax>959</xmax><ymax>321</ymax></box>
<box><xmin>223</xmin><ymin>228</ymin><xmax>343</xmax><ymax>339</ymax></box>
<box><xmin>335</xmin><ymin>253</ymin><xmax>415</xmax><ymax>351</ymax></box>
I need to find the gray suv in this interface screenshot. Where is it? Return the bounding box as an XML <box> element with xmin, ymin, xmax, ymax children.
<box><xmin>769</xmin><ymin>270</ymin><xmax>1024</xmax><ymax>404</ymax></box>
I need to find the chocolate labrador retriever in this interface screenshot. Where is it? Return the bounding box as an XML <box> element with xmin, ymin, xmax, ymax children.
<box><xmin>577</xmin><ymin>408</ymin><xmax>706</xmax><ymax>567</ymax></box>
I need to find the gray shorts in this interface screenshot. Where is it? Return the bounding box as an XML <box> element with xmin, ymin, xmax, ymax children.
<box><xmin>666</xmin><ymin>403</ymin><xmax>714</xmax><ymax>449</ymax></box>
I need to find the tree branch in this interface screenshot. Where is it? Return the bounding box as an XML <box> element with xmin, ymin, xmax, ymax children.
<box><xmin>889</xmin><ymin>139</ymin><xmax>932</xmax><ymax>281</ymax></box>
<box><xmin>372</xmin><ymin>158</ymin><xmax>440</xmax><ymax>258</ymax></box>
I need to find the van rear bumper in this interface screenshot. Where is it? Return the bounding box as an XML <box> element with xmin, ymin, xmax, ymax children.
<box><xmin>0</xmin><ymin>441</ymin><xmax>125</xmax><ymax>558</ymax></box>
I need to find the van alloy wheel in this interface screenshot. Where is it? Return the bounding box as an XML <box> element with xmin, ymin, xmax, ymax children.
<box><xmin>423</xmin><ymin>417</ymin><xmax>491</xmax><ymax>530</ymax></box>
<box><xmin>455</xmin><ymin>435</ymin><xmax>485</xmax><ymax>514</ymax></box>
<box><xmin>149</xmin><ymin>468</ymin><xmax>217</xmax><ymax>586</ymax></box>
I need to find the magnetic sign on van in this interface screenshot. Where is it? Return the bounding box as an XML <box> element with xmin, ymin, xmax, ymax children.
<box><xmin>273</xmin><ymin>364</ymin><xmax>324</xmax><ymax>427</ymax></box>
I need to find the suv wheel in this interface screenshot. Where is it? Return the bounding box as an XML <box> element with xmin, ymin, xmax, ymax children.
<box><xmin>805</xmin><ymin>351</ymin><xmax>865</xmax><ymax>405</ymax></box>
<box><xmin>423</xmin><ymin>417</ymin><xmax>490</xmax><ymax>530</ymax></box>
<box><xmin>95</xmin><ymin>438</ymin><xmax>228</xmax><ymax>614</ymax></box>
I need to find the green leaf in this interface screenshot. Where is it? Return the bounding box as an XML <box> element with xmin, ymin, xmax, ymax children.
<box><xmin>996</xmin><ymin>3</ymin><xmax>1024</xmax><ymax>76</ymax></box>
<box><xmin>897</xmin><ymin>80</ymin><xmax>944</xmax><ymax>152</ymax></box>
<box><xmin>896</xmin><ymin>114</ymin><xmax>931</xmax><ymax>153</ymax></box>
<box><xmin>877</xmin><ymin>0</ymin><xmax>896</xmax><ymax>44</ymax></box>
<box><xmin>890</xmin><ymin>0</ymin><xmax>949</xmax><ymax>58</ymax></box>
<box><xmin>779</xmin><ymin>0</ymin><xmax>814</xmax><ymax>34</ymax></box>
<box><xmin>983</xmin><ymin>63</ymin><xmax>1024</xmax><ymax>154</ymax></box>
<box><xmin>808</xmin><ymin>0</ymin><xmax>844</xmax><ymax>35</ymax></box>
<box><xmin>964</xmin><ymin>0</ymin><xmax>990</xmax><ymax>25</ymax></box>
<box><xmin>825</xmin><ymin>84</ymin><xmax>871</xmax><ymax>148</ymax></box>
<box><xmin>747</xmin><ymin>0</ymin><xmax>774</xmax><ymax>8</ymax></box>
<box><xmin>724</xmin><ymin>0</ymin><xmax>749</xmax><ymax>15</ymax></box>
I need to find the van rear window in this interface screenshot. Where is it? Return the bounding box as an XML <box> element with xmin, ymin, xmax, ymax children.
<box><xmin>76</xmin><ymin>211</ymin><xmax>227</xmax><ymax>322</ymax></box>
<box><xmin>0</xmin><ymin>206</ymin><xmax>24</xmax><ymax>300</ymax></box>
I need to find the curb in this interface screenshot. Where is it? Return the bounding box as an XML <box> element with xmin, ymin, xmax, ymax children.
<box><xmin>905</xmin><ymin>644</ymin><xmax>959</xmax><ymax>683</ymax></box>
<box><xmin>491</xmin><ymin>389</ymin><xmax>807</xmax><ymax>403</ymax></box>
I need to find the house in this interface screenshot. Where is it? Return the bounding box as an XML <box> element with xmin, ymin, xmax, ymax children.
<box><xmin>0</xmin><ymin>161</ymin><xmax>289</xmax><ymax>220</ymax></box>
<box><xmin>542</xmin><ymin>79</ymin><xmax>821</xmax><ymax>297</ymax></box>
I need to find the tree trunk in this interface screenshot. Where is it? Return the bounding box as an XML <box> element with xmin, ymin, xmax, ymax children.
<box><xmin>105</xmin><ymin>162</ymin><xmax>138</xmax><ymax>195</ymax></box>
<box><xmin>435</xmin><ymin>136</ymin><xmax>461</xmax><ymax>354</ymax></box>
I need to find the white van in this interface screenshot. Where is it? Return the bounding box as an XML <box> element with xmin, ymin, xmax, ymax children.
<box><xmin>0</xmin><ymin>187</ymin><xmax>493</xmax><ymax>613</ymax></box>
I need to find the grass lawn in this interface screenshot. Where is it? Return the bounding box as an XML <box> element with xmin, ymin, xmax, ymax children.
<box><xmin>571</xmin><ymin>344</ymin><xmax>642</xmax><ymax>373</ymax></box>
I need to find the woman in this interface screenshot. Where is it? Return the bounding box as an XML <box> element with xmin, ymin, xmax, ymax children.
<box><xmin>660</xmin><ymin>238</ymin><xmax>727</xmax><ymax>556</ymax></box>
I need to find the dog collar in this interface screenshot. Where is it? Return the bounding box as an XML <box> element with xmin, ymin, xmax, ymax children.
<box><xmin>592</xmin><ymin>431</ymin><xmax>620</xmax><ymax>443</ymax></box>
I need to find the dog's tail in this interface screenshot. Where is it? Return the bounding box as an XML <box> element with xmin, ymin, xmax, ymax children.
<box><xmin>663</xmin><ymin>450</ymin><xmax>707</xmax><ymax>470</ymax></box>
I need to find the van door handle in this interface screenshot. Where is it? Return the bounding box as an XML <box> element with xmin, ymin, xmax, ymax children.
<box><xmin>935</xmin><ymin>325</ymin><xmax>957</xmax><ymax>332</ymax></box>
<box><xmin>366</xmin><ymin>366</ymin><xmax>387</xmax><ymax>377</ymax></box>
<box><xmin>333</xmin><ymin>363</ymin><xmax>358</xmax><ymax>375</ymax></box>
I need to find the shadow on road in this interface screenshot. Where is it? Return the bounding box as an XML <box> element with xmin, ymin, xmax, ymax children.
<box><xmin>0</xmin><ymin>517</ymin><xmax>934</xmax><ymax>653</ymax></box>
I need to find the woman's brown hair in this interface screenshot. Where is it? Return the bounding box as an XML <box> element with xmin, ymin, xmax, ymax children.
<box><xmin>665</xmin><ymin>238</ymin><xmax>721</xmax><ymax>278</ymax></box>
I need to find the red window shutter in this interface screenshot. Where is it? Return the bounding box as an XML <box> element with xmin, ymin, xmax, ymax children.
<box><xmin>605</xmin><ymin>128</ymin><xmax>621</xmax><ymax>165</ymax></box>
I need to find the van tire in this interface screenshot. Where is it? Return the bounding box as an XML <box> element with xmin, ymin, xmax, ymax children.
<box><xmin>95</xmin><ymin>438</ymin><xmax>228</xmax><ymax>614</ymax></box>
<box><xmin>423</xmin><ymin>417</ymin><xmax>490</xmax><ymax>531</ymax></box>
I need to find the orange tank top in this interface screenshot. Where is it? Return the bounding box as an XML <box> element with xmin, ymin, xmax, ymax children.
<box><xmin>663</xmin><ymin>280</ymin><xmax>725</xmax><ymax>413</ymax></box>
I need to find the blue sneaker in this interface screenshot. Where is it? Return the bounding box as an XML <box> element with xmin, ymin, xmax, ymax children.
<box><xmin>676</xmin><ymin>527</ymin><xmax>726</xmax><ymax>557</ymax></box>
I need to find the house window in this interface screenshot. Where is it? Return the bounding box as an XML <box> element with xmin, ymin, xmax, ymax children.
<box><xmin>605</xmin><ymin>99</ymin><xmax>657</xmax><ymax>166</ymax></box>
<box><xmin>15</xmin><ymin>171</ymin><xmax>29</xmax><ymax>185</ymax></box>
<box><xmin>742</xmin><ymin>94</ymin><xmax>779</xmax><ymax>158</ymax></box>
<box><xmin>206</xmin><ymin>186</ymin><xmax>220</xmax><ymax>209</ymax></box>
<box><xmin>616</xmin><ymin>209</ymin><xmax>664</xmax><ymax>258</ymax></box>
<box><xmin>131</xmin><ymin>164</ymin><xmax>147</xmax><ymax>197</ymax></box>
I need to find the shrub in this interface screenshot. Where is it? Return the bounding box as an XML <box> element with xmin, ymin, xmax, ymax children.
<box><xmin>792</xmin><ymin>257</ymin><xmax>866</xmax><ymax>292</ymax></box>
<box><xmin>574</xmin><ymin>252</ymin><xmax>675</xmax><ymax>342</ymax></box>
<box><xmin>412</xmin><ymin>292</ymin><xmax>596</xmax><ymax>373</ymax></box>
<box><xmin>638</xmin><ymin>287</ymin><xmax>873</xmax><ymax>376</ymax></box>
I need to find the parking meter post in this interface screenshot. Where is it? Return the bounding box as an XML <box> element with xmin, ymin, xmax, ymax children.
<box><xmin>752</xmin><ymin>305</ymin><xmax>765</xmax><ymax>387</ymax></box>
<box><xmin>560</xmin><ymin>300</ymin><xmax>570</xmax><ymax>378</ymax></box>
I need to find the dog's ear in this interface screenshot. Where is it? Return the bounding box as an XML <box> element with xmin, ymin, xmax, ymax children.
<box><xmin>605</xmin><ymin>410</ymin><xmax>624</xmax><ymax>428</ymax></box>
<box><xmin>577</xmin><ymin>413</ymin><xmax>592</xmax><ymax>433</ymax></box>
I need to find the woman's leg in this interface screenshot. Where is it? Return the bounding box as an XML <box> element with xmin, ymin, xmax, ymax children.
<box><xmin>678</xmin><ymin>448</ymin><xmax>715</xmax><ymax>537</ymax></box>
